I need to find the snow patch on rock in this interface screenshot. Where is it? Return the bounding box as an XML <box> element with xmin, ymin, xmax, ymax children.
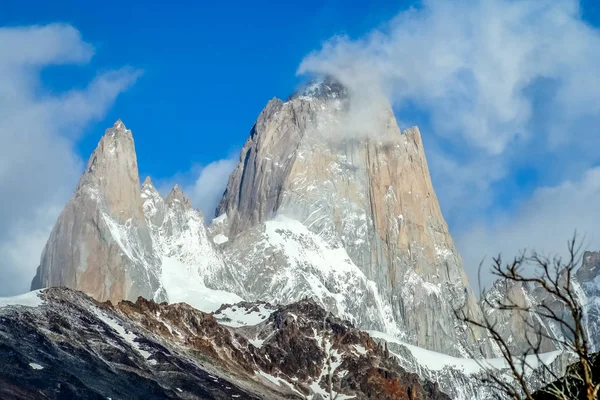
<box><xmin>93</xmin><ymin>309</ymin><xmax>152</xmax><ymax>360</ymax></box>
<box><xmin>368</xmin><ymin>330</ymin><xmax>562</xmax><ymax>375</ymax></box>
<box><xmin>161</xmin><ymin>256</ymin><xmax>242</xmax><ymax>313</ymax></box>
<box><xmin>28</xmin><ymin>363</ymin><xmax>44</xmax><ymax>370</ymax></box>
<box><xmin>213</xmin><ymin>234</ymin><xmax>229</xmax><ymax>245</ymax></box>
<box><xmin>213</xmin><ymin>303</ymin><xmax>275</xmax><ymax>328</ymax></box>
<box><xmin>0</xmin><ymin>290</ymin><xmax>44</xmax><ymax>308</ymax></box>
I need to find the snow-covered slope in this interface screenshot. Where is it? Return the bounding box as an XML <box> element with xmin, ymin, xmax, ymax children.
<box><xmin>160</xmin><ymin>256</ymin><xmax>242</xmax><ymax>312</ymax></box>
<box><xmin>368</xmin><ymin>330</ymin><xmax>570</xmax><ymax>400</ymax></box>
<box><xmin>142</xmin><ymin>181</ymin><xmax>228</xmax><ymax>281</ymax></box>
<box><xmin>0</xmin><ymin>290</ymin><xmax>44</xmax><ymax>308</ymax></box>
<box><xmin>141</xmin><ymin>178</ymin><xmax>244</xmax><ymax>306</ymax></box>
<box><xmin>222</xmin><ymin>216</ymin><xmax>399</xmax><ymax>335</ymax></box>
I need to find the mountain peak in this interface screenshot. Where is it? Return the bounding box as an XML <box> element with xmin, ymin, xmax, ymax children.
<box><xmin>110</xmin><ymin>119</ymin><xmax>128</xmax><ymax>133</ymax></box>
<box><xmin>288</xmin><ymin>75</ymin><xmax>348</xmax><ymax>101</ymax></box>
<box><xmin>100</xmin><ymin>119</ymin><xmax>133</xmax><ymax>143</ymax></box>
<box><xmin>577</xmin><ymin>251</ymin><xmax>600</xmax><ymax>282</ymax></box>
<box><xmin>166</xmin><ymin>184</ymin><xmax>191</xmax><ymax>208</ymax></box>
<box><xmin>217</xmin><ymin>82</ymin><xmax>489</xmax><ymax>356</ymax></box>
<box><xmin>32</xmin><ymin>120</ymin><xmax>163</xmax><ymax>303</ymax></box>
<box><xmin>142</xmin><ymin>176</ymin><xmax>153</xmax><ymax>187</ymax></box>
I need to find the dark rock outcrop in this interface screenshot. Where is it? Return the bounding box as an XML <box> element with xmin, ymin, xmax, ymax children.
<box><xmin>0</xmin><ymin>287</ymin><xmax>451</xmax><ymax>400</ymax></box>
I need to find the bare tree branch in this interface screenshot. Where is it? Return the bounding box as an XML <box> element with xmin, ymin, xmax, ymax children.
<box><xmin>455</xmin><ymin>234</ymin><xmax>597</xmax><ymax>399</ymax></box>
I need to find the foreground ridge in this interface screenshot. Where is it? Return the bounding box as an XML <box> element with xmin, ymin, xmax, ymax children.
<box><xmin>0</xmin><ymin>287</ymin><xmax>449</xmax><ymax>400</ymax></box>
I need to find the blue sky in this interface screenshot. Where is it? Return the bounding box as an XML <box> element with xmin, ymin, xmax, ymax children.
<box><xmin>1</xmin><ymin>0</ymin><xmax>600</xmax><ymax>295</ymax></box>
<box><xmin>1</xmin><ymin>0</ymin><xmax>408</xmax><ymax>180</ymax></box>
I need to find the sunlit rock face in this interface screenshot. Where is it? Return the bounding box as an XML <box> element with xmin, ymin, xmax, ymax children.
<box><xmin>31</xmin><ymin>121</ymin><xmax>164</xmax><ymax>304</ymax></box>
<box><xmin>217</xmin><ymin>77</ymin><xmax>491</xmax><ymax>357</ymax></box>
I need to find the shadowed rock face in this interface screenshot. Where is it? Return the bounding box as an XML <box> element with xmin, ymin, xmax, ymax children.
<box><xmin>480</xmin><ymin>280</ymin><xmax>561</xmax><ymax>354</ymax></box>
<box><xmin>0</xmin><ymin>287</ymin><xmax>450</xmax><ymax>400</ymax></box>
<box><xmin>578</xmin><ymin>252</ymin><xmax>600</xmax><ymax>282</ymax></box>
<box><xmin>577</xmin><ymin>251</ymin><xmax>600</xmax><ymax>352</ymax></box>
<box><xmin>217</xmin><ymin>79</ymin><xmax>490</xmax><ymax>357</ymax></box>
<box><xmin>31</xmin><ymin>121</ymin><xmax>164</xmax><ymax>304</ymax></box>
<box><xmin>480</xmin><ymin>250</ymin><xmax>600</xmax><ymax>355</ymax></box>
<box><xmin>532</xmin><ymin>353</ymin><xmax>600</xmax><ymax>400</ymax></box>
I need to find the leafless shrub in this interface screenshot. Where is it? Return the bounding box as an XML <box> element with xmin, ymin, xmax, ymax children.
<box><xmin>456</xmin><ymin>235</ymin><xmax>598</xmax><ymax>399</ymax></box>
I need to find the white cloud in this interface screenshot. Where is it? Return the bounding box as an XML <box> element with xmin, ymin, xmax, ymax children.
<box><xmin>186</xmin><ymin>157</ymin><xmax>238</xmax><ymax>219</ymax></box>
<box><xmin>298</xmin><ymin>0</ymin><xmax>600</xmax><ymax>289</ymax></box>
<box><xmin>0</xmin><ymin>23</ymin><xmax>140</xmax><ymax>296</ymax></box>
<box><xmin>299</xmin><ymin>0</ymin><xmax>600</xmax><ymax>153</ymax></box>
<box><xmin>457</xmin><ymin>166</ymin><xmax>600</xmax><ymax>291</ymax></box>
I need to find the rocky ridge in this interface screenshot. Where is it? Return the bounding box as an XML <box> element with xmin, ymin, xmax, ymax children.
<box><xmin>0</xmin><ymin>287</ymin><xmax>450</xmax><ymax>400</ymax></box>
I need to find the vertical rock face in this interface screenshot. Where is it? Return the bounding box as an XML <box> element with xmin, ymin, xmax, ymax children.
<box><xmin>31</xmin><ymin>121</ymin><xmax>165</xmax><ymax>303</ymax></box>
<box><xmin>218</xmin><ymin>78</ymin><xmax>490</xmax><ymax>356</ymax></box>
<box><xmin>480</xmin><ymin>250</ymin><xmax>600</xmax><ymax>354</ymax></box>
<box><xmin>577</xmin><ymin>251</ymin><xmax>600</xmax><ymax>352</ymax></box>
<box><xmin>481</xmin><ymin>280</ymin><xmax>561</xmax><ymax>354</ymax></box>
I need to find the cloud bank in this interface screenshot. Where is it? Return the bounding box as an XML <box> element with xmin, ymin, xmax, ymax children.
<box><xmin>0</xmin><ymin>24</ymin><xmax>140</xmax><ymax>296</ymax></box>
<box><xmin>457</xmin><ymin>167</ymin><xmax>600</xmax><ymax>289</ymax></box>
<box><xmin>298</xmin><ymin>0</ymin><xmax>600</xmax><ymax>290</ymax></box>
<box><xmin>187</xmin><ymin>157</ymin><xmax>238</xmax><ymax>220</ymax></box>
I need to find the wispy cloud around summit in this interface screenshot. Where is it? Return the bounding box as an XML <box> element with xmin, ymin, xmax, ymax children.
<box><xmin>0</xmin><ymin>23</ymin><xmax>140</xmax><ymax>296</ymax></box>
<box><xmin>299</xmin><ymin>0</ymin><xmax>600</xmax><ymax>153</ymax></box>
<box><xmin>298</xmin><ymin>0</ymin><xmax>600</xmax><ymax>289</ymax></box>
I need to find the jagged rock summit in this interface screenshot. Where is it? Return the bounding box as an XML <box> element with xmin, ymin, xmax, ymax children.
<box><xmin>32</xmin><ymin>120</ymin><xmax>242</xmax><ymax>310</ymax></box>
<box><xmin>217</xmin><ymin>77</ymin><xmax>489</xmax><ymax>356</ymax></box>
<box><xmin>31</xmin><ymin>120</ymin><xmax>164</xmax><ymax>304</ymax></box>
<box><xmin>288</xmin><ymin>75</ymin><xmax>349</xmax><ymax>101</ymax></box>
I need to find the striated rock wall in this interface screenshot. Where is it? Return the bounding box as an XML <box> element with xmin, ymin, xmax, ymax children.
<box><xmin>31</xmin><ymin>121</ymin><xmax>164</xmax><ymax>303</ymax></box>
<box><xmin>218</xmin><ymin>80</ymin><xmax>490</xmax><ymax>356</ymax></box>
